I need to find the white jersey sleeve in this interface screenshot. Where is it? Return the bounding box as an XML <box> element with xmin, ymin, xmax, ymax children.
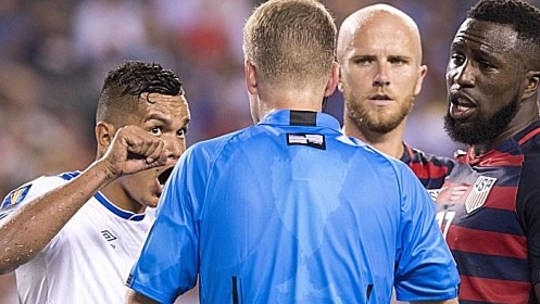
<box><xmin>0</xmin><ymin>173</ymin><xmax>72</xmax><ymax>221</ymax></box>
<box><xmin>1</xmin><ymin>171</ymin><xmax>155</xmax><ymax>304</ymax></box>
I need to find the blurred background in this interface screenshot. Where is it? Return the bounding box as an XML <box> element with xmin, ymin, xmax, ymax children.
<box><xmin>1</xmin><ymin>0</ymin><xmax>540</xmax><ymax>302</ymax></box>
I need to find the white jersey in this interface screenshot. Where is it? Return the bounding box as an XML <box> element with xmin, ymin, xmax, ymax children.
<box><xmin>0</xmin><ymin>172</ymin><xmax>155</xmax><ymax>304</ymax></box>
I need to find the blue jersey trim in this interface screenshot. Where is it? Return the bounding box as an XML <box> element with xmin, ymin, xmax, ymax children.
<box><xmin>94</xmin><ymin>192</ymin><xmax>145</xmax><ymax>221</ymax></box>
<box><xmin>59</xmin><ymin>171</ymin><xmax>81</xmax><ymax>181</ymax></box>
<box><xmin>59</xmin><ymin>170</ymin><xmax>145</xmax><ymax>221</ymax></box>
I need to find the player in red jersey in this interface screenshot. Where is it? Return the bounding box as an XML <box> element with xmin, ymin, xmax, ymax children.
<box><xmin>337</xmin><ymin>4</ymin><xmax>454</xmax><ymax>190</ymax></box>
<box><xmin>436</xmin><ymin>0</ymin><xmax>540</xmax><ymax>302</ymax></box>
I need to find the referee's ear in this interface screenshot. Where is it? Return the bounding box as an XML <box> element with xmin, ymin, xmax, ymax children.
<box><xmin>95</xmin><ymin>121</ymin><xmax>115</xmax><ymax>157</ymax></box>
<box><xmin>245</xmin><ymin>60</ymin><xmax>258</xmax><ymax>95</ymax></box>
<box><xmin>325</xmin><ymin>61</ymin><xmax>340</xmax><ymax>97</ymax></box>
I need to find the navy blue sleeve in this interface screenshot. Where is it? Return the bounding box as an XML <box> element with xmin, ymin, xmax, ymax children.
<box><xmin>400</xmin><ymin>144</ymin><xmax>455</xmax><ymax>190</ymax></box>
<box><xmin>516</xmin><ymin>153</ymin><xmax>540</xmax><ymax>284</ymax></box>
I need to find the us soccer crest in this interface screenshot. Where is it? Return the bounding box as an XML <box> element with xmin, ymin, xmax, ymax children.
<box><xmin>465</xmin><ymin>176</ymin><xmax>497</xmax><ymax>214</ymax></box>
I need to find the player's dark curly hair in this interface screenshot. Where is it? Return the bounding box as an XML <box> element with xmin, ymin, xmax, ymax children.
<box><xmin>468</xmin><ymin>0</ymin><xmax>540</xmax><ymax>46</ymax></box>
<box><xmin>96</xmin><ymin>60</ymin><xmax>184</xmax><ymax>123</ymax></box>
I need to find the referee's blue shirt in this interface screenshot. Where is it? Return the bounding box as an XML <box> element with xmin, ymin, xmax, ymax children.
<box><xmin>127</xmin><ymin>110</ymin><xmax>459</xmax><ymax>303</ymax></box>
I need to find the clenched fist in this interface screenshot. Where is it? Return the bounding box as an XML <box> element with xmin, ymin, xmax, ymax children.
<box><xmin>100</xmin><ymin>125</ymin><xmax>173</xmax><ymax>177</ymax></box>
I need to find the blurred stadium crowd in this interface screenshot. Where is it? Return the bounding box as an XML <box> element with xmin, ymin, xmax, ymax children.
<box><xmin>6</xmin><ymin>0</ymin><xmax>540</xmax><ymax>200</ymax></box>
<box><xmin>2</xmin><ymin>0</ymin><xmax>540</xmax><ymax>302</ymax></box>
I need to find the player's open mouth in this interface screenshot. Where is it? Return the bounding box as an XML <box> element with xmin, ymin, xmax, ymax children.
<box><xmin>158</xmin><ymin>167</ymin><xmax>174</xmax><ymax>186</ymax></box>
<box><xmin>449</xmin><ymin>93</ymin><xmax>476</xmax><ymax>120</ymax></box>
<box><xmin>368</xmin><ymin>94</ymin><xmax>393</xmax><ymax>106</ymax></box>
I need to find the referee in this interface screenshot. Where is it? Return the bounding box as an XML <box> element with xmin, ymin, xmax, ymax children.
<box><xmin>126</xmin><ymin>0</ymin><xmax>460</xmax><ymax>303</ymax></box>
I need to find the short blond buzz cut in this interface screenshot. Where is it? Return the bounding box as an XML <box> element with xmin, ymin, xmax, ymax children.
<box><xmin>337</xmin><ymin>4</ymin><xmax>423</xmax><ymax>64</ymax></box>
<box><xmin>242</xmin><ymin>0</ymin><xmax>337</xmax><ymax>89</ymax></box>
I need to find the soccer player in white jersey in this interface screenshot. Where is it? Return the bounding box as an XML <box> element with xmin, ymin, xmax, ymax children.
<box><xmin>0</xmin><ymin>60</ymin><xmax>190</xmax><ymax>304</ymax></box>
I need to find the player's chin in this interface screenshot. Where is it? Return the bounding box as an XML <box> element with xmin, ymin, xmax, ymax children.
<box><xmin>144</xmin><ymin>197</ymin><xmax>159</xmax><ymax>209</ymax></box>
<box><xmin>143</xmin><ymin>192</ymin><xmax>161</xmax><ymax>208</ymax></box>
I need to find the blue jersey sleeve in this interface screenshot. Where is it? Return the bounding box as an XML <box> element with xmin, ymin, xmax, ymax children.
<box><xmin>393</xmin><ymin>163</ymin><xmax>460</xmax><ymax>301</ymax></box>
<box><xmin>127</xmin><ymin>148</ymin><xmax>204</xmax><ymax>303</ymax></box>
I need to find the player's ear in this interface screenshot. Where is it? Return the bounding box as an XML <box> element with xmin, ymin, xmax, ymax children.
<box><xmin>523</xmin><ymin>70</ymin><xmax>540</xmax><ymax>99</ymax></box>
<box><xmin>414</xmin><ymin>65</ymin><xmax>428</xmax><ymax>96</ymax></box>
<box><xmin>325</xmin><ymin>61</ymin><xmax>340</xmax><ymax>97</ymax></box>
<box><xmin>337</xmin><ymin>65</ymin><xmax>344</xmax><ymax>92</ymax></box>
<box><xmin>95</xmin><ymin>122</ymin><xmax>115</xmax><ymax>154</ymax></box>
<box><xmin>245</xmin><ymin>60</ymin><xmax>258</xmax><ymax>95</ymax></box>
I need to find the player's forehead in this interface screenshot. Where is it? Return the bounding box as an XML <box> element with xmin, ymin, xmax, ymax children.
<box><xmin>341</xmin><ymin>11</ymin><xmax>421</xmax><ymax>60</ymax></box>
<box><xmin>353</xmin><ymin>20</ymin><xmax>415</xmax><ymax>47</ymax></box>
<box><xmin>452</xmin><ymin>19</ymin><xmax>519</xmax><ymax>54</ymax></box>
<box><xmin>136</xmin><ymin>93</ymin><xmax>190</xmax><ymax>122</ymax></box>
